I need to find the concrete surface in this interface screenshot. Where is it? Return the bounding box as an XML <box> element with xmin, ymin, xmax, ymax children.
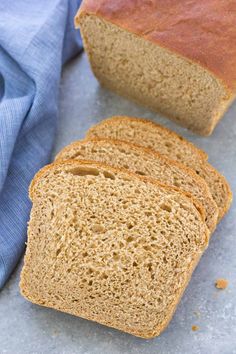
<box><xmin>0</xmin><ymin>53</ymin><xmax>236</xmax><ymax>354</ymax></box>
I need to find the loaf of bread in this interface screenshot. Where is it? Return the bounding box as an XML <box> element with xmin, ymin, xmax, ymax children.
<box><xmin>75</xmin><ymin>0</ymin><xmax>236</xmax><ymax>135</ymax></box>
<box><xmin>87</xmin><ymin>116</ymin><xmax>232</xmax><ymax>220</ymax></box>
<box><xmin>56</xmin><ymin>138</ymin><xmax>218</xmax><ymax>232</ymax></box>
<box><xmin>20</xmin><ymin>159</ymin><xmax>209</xmax><ymax>338</ymax></box>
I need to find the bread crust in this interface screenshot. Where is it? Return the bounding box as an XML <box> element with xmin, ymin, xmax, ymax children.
<box><xmin>76</xmin><ymin>0</ymin><xmax>236</xmax><ymax>92</ymax></box>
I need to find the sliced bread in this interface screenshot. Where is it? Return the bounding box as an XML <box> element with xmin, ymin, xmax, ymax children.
<box><xmin>86</xmin><ymin>116</ymin><xmax>232</xmax><ymax>220</ymax></box>
<box><xmin>20</xmin><ymin>159</ymin><xmax>209</xmax><ymax>338</ymax></box>
<box><xmin>56</xmin><ymin>138</ymin><xmax>218</xmax><ymax>232</ymax></box>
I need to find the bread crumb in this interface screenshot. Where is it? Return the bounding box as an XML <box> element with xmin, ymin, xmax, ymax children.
<box><xmin>215</xmin><ymin>278</ymin><xmax>228</xmax><ymax>289</ymax></box>
<box><xmin>192</xmin><ymin>325</ymin><xmax>199</xmax><ymax>331</ymax></box>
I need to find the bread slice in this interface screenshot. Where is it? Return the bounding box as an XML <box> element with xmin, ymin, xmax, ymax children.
<box><xmin>75</xmin><ymin>2</ymin><xmax>236</xmax><ymax>135</ymax></box>
<box><xmin>20</xmin><ymin>159</ymin><xmax>209</xmax><ymax>339</ymax></box>
<box><xmin>86</xmin><ymin>116</ymin><xmax>232</xmax><ymax>220</ymax></box>
<box><xmin>56</xmin><ymin>138</ymin><xmax>218</xmax><ymax>232</ymax></box>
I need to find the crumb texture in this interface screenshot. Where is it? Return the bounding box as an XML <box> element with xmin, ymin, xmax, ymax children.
<box><xmin>87</xmin><ymin>116</ymin><xmax>232</xmax><ymax>220</ymax></box>
<box><xmin>20</xmin><ymin>161</ymin><xmax>208</xmax><ymax>338</ymax></box>
<box><xmin>78</xmin><ymin>12</ymin><xmax>233</xmax><ymax>135</ymax></box>
<box><xmin>77</xmin><ymin>0</ymin><xmax>236</xmax><ymax>91</ymax></box>
<box><xmin>56</xmin><ymin>138</ymin><xmax>218</xmax><ymax>232</ymax></box>
<box><xmin>87</xmin><ymin>117</ymin><xmax>207</xmax><ymax>167</ymax></box>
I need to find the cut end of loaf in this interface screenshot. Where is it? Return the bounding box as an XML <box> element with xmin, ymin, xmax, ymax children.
<box><xmin>78</xmin><ymin>13</ymin><xmax>233</xmax><ymax>135</ymax></box>
<box><xmin>21</xmin><ymin>159</ymin><xmax>208</xmax><ymax>338</ymax></box>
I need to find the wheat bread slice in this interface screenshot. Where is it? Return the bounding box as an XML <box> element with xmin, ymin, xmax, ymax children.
<box><xmin>20</xmin><ymin>159</ymin><xmax>209</xmax><ymax>338</ymax></box>
<box><xmin>56</xmin><ymin>138</ymin><xmax>218</xmax><ymax>232</ymax></box>
<box><xmin>86</xmin><ymin>116</ymin><xmax>232</xmax><ymax>220</ymax></box>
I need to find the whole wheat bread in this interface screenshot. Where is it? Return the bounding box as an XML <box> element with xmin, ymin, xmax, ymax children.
<box><xmin>76</xmin><ymin>1</ymin><xmax>236</xmax><ymax>135</ymax></box>
<box><xmin>20</xmin><ymin>159</ymin><xmax>209</xmax><ymax>338</ymax></box>
<box><xmin>56</xmin><ymin>138</ymin><xmax>218</xmax><ymax>232</ymax></box>
<box><xmin>86</xmin><ymin>116</ymin><xmax>232</xmax><ymax>220</ymax></box>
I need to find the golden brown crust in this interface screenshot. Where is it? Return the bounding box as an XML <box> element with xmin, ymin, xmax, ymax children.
<box><xmin>86</xmin><ymin>116</ymin><xmax>208</xmax><ymax>161</ymax></box>
<box><xmin>76</xmin><ymin>0</ymin><xmax>236</xmax><ymax>91</ymax></box>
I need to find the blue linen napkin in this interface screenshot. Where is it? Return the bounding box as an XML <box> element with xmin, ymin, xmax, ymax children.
<box><xmin>0</xmin><ymin>0</ymin><xmax>83</xmax><ymax>289</ymax></box>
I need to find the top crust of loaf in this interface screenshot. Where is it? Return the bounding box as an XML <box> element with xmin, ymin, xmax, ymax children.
<box><xmin>76</xmin><ymin>0</ymin><xmax>236</xmax><ymax>92</ymax></box>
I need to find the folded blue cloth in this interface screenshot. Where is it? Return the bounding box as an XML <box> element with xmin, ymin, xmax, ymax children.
<box><xmin>0</xmin><ymin>0</ymin><xmax>82</xmax><ymax>289</ymax></box>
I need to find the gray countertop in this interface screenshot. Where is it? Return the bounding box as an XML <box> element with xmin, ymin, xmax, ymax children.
<box><xmin>1</xmin><ymin>53</ymin><xmax>236</xmax><ymax>354</ymax></box>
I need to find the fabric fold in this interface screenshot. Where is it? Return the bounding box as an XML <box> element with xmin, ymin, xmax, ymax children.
<box><xmin>0</xmin><ymin>0</ymin><xmax>82</xmax><ymax>289</ymax></box>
